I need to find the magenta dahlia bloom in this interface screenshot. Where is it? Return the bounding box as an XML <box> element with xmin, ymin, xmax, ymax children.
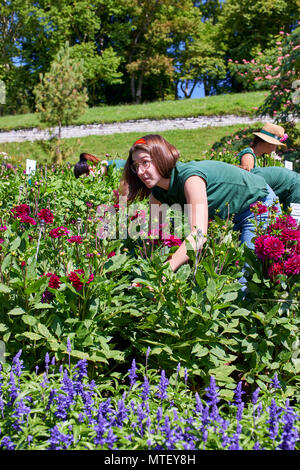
<box><xmin>19</xmin><ymin>215</ymin><xmax>37</xmax><ymax>225</ymax></box>
<box><xmin>279</xmin><ymin>228</ymin><xmax>300</xmax><ymax>242</ymax></box>
<box><xmin>250</xmin><ymin>201</ymin><xmax>268</xmax><ymax>215</ymax></box>
<box><xmin>268</xmin><ymin>262</ymin><xmax>285</xmax><ymax>282</ymax></box>
<box><xmin>255</xmin><ymin>235</ymin><xmax>285</xmax><ymax>261</ymax></box>
<box><xmin>49</xmin><ymin>226</ymin><xmax>70</xmax><ymax>239</ymax></box>
<box><xmin>11</xmin><ymin>204</ymin><xmax>30</xmax><ymax>219</ymax></box>
<box><xmin>67</xmin><ymin>235</ymin><xmax>83</xmax><ymax>244</ymax></box>
<box><xmin>44</xmin><ymin>273</ymin><xmax>61</xmax><ymax>289</ymax></box>
<box><xmin>37</xmin><ymin>208</ymin><xmax>54</xmax><ymax>224</ymax></box>
<box><xmin>68</xmin><ymin>269</ymin><xmax>94</xmax><ymax>291</ymax></box>
<box><xmin>163</xmin><ymin>235</ymin><xmax>183</xmax><ymax>247</ymax></box>
<box><xmin>284</xmin><ymin>255</ymin><xmax>300</xmax><ymax>276</ymax></box>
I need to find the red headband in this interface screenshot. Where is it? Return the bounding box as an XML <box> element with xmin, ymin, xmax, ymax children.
<box><xmin>134</xmin><ymin>138</ymin><xmax>146</xmax><ymax>146</ymax></box>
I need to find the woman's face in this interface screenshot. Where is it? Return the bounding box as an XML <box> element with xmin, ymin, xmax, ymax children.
<box><xmin>260</xmin><ymin>141</ymin><xmax>277</xmax><ymax>155</ymax></box>
<box><xmin>131</xmin><ymin>149</ymin><xmax>162</xmax><ymax>188</ymax></box>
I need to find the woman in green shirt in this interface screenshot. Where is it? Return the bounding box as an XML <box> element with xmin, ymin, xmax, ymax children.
<box><xmin>251</xmin><ymin>166</ymin><xmax>300</xmax><ymax>220</ymax></box>
<box><xmin>122</xmin><ymin>134</ymin><xmax>281</xmax><ymax>273</ymax></box>
<box><xmin>238</xmin><ymin>123</ymin><xmax>287</xmax><ymax>170</ymax></box>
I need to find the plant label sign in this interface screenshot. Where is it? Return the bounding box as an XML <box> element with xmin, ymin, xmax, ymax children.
<box><xmin>284</xmin><ymin>160</ymin><xmax>293</xmax><ymax>170</ymax></box>
<box><xmin>26</xmin><ymin>159</ymin><xmax>36</xmax><ymax>175</ymax></box>
<box><xmin>291</xmin><ymin>203</ymin><xmax>300</xmax><ymax>220</ymax></box>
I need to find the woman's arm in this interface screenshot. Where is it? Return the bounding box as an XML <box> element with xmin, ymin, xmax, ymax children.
<box><xmin>167</xmin><ymin>176</ymin><xmax>208</xmax><ymax>272</ymax></box>
<box><xmin>240</xmin><ymin>153</ymin><xmax>255</xmax><ymax>171</ymax></box>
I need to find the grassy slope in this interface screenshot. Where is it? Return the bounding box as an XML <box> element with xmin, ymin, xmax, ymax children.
<box><xmin>0</xmin><ymin>90</ymin><xmax>267</xmax><ymax>131</ymax></box>
<box><xmin>0</xmin><ymin>123</ymin><xmax>267</xmax><ymax>165</ymax></box>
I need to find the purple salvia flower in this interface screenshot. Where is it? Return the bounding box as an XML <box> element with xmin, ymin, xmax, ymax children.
<box><xmin>234</xmin><ymin>381</ymin><xmax>245</xmax><ymax>404</ymax></box>
<box><xmin>1</xmin><ymin>436</ymin><xmax>15</xmax><ymax>450</ymax></box>
<box><xmin>128</xmin><ymin>359</ymin><xmax>138</xmax><ymax>388</ymax></box>
<box><xmin>106</xmin><ymin>427</ymin><xmax>118</xmax><ymax>450</ymax></box>
<box><xmin>236</xmin><ymin>401</ymin><xmax>244</xmax><ymax>422</ymax></box>
<box><xmin>45</xmin><ymin>352</ymin><xmax>50</xmax><ymax>374</ymax></box>
<box><xmin>278</xmin><ymin>401</ymin><xmax>299</xmax><ymax>450</ymax></box>
<box><xmin>252</xmin><ymin>387</ymin><xmax>260</xmax><ymax>405</ymax></box>
<box><xmin>195</xmin><ymin>392</ymin><xmax>203</xmax><ymax>414</ymax></box>
<box><xmin>94</xmin><ymin>412</ymin><xmax>109</xmax><ymax>447</ymax></box>
<box><xmin>46</xmin><ymin>388</ymin><xmax>57</xmax><ymax>411</ymax></box>
<box><xmin>7</xmin><ymin>370</ymin><xmax>18</xmax><ymax>407</ymax></box>
<box><xmin>140</xmin><ymin>375</ymin><xmax>150</xmax><ymax>402</ymax></box>
<box><xmin>229</xmin><ymin>422</ymin><xmax>243</xmax><ymax>450</ymax></box>
<box><xmin>67</xmin><ymin>337</ymin><xmax>71</xmax><ymax>368</ymax></box>
<box><xmin>184</xmin><ymin>367</ymin><xmax>188</xmax><ymax>388</ymax></box>
<box><xmin>267</xmin><ymin>398</ymin><xmax>282</xmax><ymax>442</ymax></box>
<box><xmin>271</xmin><ymin>373</ymin><xmax>281</xmax><ymax>390</ymax></box>
<box><xmin>253</xmin><ymin>441</ymin><xmax>261</xmax><ymax>450</ymax></box>
<box><xmin>48</xmin><ymin>425</ymin><xmax>73</xmax><ymax>450</ymax></box>
<box><xmin>156</xmin><ymin>370</ymin><xmax>169</xmax><ymax>401</ymax></box>
<box><xmin>12</xmin><ymin>398</ymin><xmax>31</xmax><ymax>431</ymax></box>
<box><xmin>12</xmin><ymin>350</ymin><xmax>23</xmax><ymax>377</ymax></box>
<box><xmin>35</xmin><ymin>365</ymin><xmax>39</xmax><ymax>375</ymax></box>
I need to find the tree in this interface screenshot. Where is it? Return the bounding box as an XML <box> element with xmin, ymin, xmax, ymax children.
<box><xmin>172</xmin><ymin>19</ymin><xmax>226</xmax><ymax>98</ymax></box>
<box><xmin>228</xmin><ymin>26</ymin><xmax>300</xmax><ymax>122</ymax></box>
<box><xmin>33</xmin><ymin>43</ymin><xmax>88</xmax><ymax>163</ymax></box>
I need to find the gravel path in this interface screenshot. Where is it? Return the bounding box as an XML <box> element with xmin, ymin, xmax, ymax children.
<box><xmin>0</xmin><ymin>114</ymin><xmax>277</xmax><ymax>143</ymax></box>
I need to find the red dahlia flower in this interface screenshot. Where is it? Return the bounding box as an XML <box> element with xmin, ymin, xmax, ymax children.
<box><xmin>284</xmin><ymin>255</ymin><xmax>300</xmax><ymax>276</ymax></box>
<box><xmin>163</xmin><ymin>235</ymin><xmax>183</xmax><ymax>247</ymax></box>
<box><xmin>67</xmin><ymin>235</ymin><xmax>83</xmax><ymax>244</ymax></box>
<box><xmin>49</xmin><ymin>226</ymin><xmax>70</xmax><ymax>238</ymax></box>
<box><xmin>268</xmin><ymin>262</ymin><xmax>285</xmax><ymax>283</ymax></box>
<box><xmin>254</xmin><ymin>235</ymin><xmax>285</xmax><ymax>260</ymax></box>
<box><xmin>11</xmin><ymin>204</ymin><xmax>30</xmax><ymax>218</ymax></box>
<box><xmin>250</xmin><ymin>201</ymin><xmax>268</xmax><ymax>215</ymax></box>
<box><xmin>68</xmin><ymin>269</ymin><xmax>94</xmax><ymax>291</ymax></box>
<box><xmin>38</xmin><ymin>208</ymin><xmax>54</xmax><ymax>224</ymax></box>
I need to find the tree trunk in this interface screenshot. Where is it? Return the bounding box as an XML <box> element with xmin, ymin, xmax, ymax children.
<box><xmin>135</xmin><ymin>72</ymin><xmax>144</xmax><ymax>104</ymax></box>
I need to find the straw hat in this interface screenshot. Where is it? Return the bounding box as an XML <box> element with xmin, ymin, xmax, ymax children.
<box><xmin>253</xmin><ymin>123</ymin><xmax>287</xmax><ymax>146</ymax></box>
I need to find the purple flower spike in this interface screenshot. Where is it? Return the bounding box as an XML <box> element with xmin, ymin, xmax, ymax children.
<box><xmin>271</xmin><ymin>373</ymin><xmax>281</xmax><ymax>390</ymax></box>
<box><xmin>156</xmin><ymin>370</ymin><xmax>169</xmax><ymax>401</ymax></box>
<box><xmin>128</xmin><ymin>359</ymin><xmax>138</xmax><ymax>388</ymax></box>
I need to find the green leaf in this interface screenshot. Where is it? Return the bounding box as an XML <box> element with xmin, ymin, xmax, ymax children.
<box><xmin>22</xmin><ymin>332</ymin><xmax>43</xmax><ymax>341</ymax></box>
<box><xmin>7</xmin><ymin>307</ymin><xmax>26</xmax><ymax>316</ymax></box>
<box><xmin>0</xmin><ymin>283</ymin><xmax>11</xmax><ymax>293</ymax></box>
<box><xmin>37</xmin><ymin>323</ymin><xmax>51</xmax><ymax>338</ymax></box>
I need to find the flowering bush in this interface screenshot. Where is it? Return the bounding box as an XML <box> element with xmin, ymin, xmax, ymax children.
<box><xmin>0</xmin><ymin>157</ymin><xmax>299</xmax><ymax>430</ymax></box>
<box><xmin>0</xmin><ymin>351</ymin><xmax>299</xmax><ymax>450</ymax></box>
<box><xmin>228</xmin><ymin>26</ymin><xmax>300</xmax><ymax>123</ymax></box>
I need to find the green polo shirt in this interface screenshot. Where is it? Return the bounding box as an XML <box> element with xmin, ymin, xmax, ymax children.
<box><xmin>151</xmin><ymin>160</ymin><xmax>268</xmax><ymax>219</ymax></box>
<box><xmin>251</xmin><ymin>166</ymin><xmax>300</xmax><ymax>210</ymax></box>
<box><xmin>238</xmin><ymin>147</ymin><xmax>258</xmax><ymax>168</ymax></box>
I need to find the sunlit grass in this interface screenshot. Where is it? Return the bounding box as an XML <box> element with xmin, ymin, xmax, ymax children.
<box><xmin>0</xmin><ymin>91</ymin><xmax>267</xmax><ymax>131</ymax></box>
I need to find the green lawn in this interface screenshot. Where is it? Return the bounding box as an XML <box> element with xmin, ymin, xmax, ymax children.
<box><xmin>0</xmin><ymin>90</ymin><xmax>267</xmax><ymax>131</ymax></box>
<box><xmin>0</xmin><ymin>123</ymin><xmax>266</xmax><ymax>166</ymax></box>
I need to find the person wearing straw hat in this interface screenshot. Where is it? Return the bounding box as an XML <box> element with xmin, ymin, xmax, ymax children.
<box><xmin>238</xmin><ymin>123</ymin><xmax>288</xmax><ymax>171</ymax></box>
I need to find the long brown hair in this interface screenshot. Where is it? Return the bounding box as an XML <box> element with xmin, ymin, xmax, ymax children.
<box><xmin>122</xmin><ymin>134</ymin><xmax>180</xmax><ymax>202</ymax></box>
